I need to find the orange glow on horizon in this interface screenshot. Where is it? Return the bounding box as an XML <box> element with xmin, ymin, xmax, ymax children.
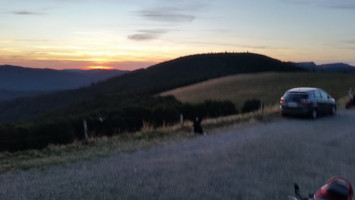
<box><xmin>84</xmin><ymin>65</ymin><xmax>115</xmax><ymax>70</ymax></box>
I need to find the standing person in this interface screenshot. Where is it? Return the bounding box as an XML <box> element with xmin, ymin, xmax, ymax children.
<box><xmin>349</xmin><ymin>88</ymin><xmax>354</xmax><ymax>101</ymax></box>
<box><xmin>193</xmin><ymin>117</ymin><xmax>203</xmax><ymax>134</ymax></box>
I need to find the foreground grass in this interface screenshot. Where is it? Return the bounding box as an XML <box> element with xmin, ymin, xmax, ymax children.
<box><xmin>0</xmin><ymin>129</ymin><xmax>192</xmax><ymax>174</ymax></box>
<box><xmin>0</xmin><ymin>105</ymin><xmax>280</xmax><ymax>174</ymax></box>
<box><xmin>0</xmin><ymin>97</ymin><xmax>347</xmax><ymax>175</ymax></box>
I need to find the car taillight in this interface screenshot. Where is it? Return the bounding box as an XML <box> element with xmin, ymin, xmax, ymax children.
<box><xmin>280</xmin><ymin>97</ymin><xmax>285</xmax><ymax>104</ymax></box>
<box><xmin>301</xmin><ymin>99</ymin><xmax>311</xmax><ymax>104</ymax></box>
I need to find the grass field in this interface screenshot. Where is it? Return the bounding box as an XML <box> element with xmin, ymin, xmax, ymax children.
<box><xmin>161</xmin><ymin>72</ymin><xmax>355</xmax><ymax>111</ymax></box>
<box><xmin>0</xmin><ymin>110</ymin><xmax>273</xmax><ymax>174</ymax></box>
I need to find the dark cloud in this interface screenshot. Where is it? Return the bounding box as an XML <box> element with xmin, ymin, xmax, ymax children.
<box><xmin>128</xmin><ymin>29</ymin><xmax>167</xmax><ymax>41</ymax></box>
<box><xmin>128</xmin><ymin>34</ymin><xmax>158</xmax><ymax>41</ymax></box>
<box><xmin>12</xmin><ymin>10</ymin><xmax>43</xmax><ymax>15</ymax></box>
<box><xmin>340</xmin><ymin>40</ymin><xmax>355</xmax><ymax>50</ymax></box>
<box><xmin>190</xmin><ymin>41</ymin><xmax>268</xmax><ymax>49</ymax></box>
<box><xmin>325</xmin><ymin>2</ymin><xmax>355</xmax><ymax>10</ymax></box>
<box><xmin>130</xmin><ymin>2</ymin><xmax>206</xmax><ymax>41</ymax></box>
<box><xmin>281</xmin><ymin>0</ymin><xmax>355</xmax><ymax>10</ymax></box>
<box><xmin>138</xmin><ymin>7</ymin><xmax>195</xmax><ymax>23</ymax></box>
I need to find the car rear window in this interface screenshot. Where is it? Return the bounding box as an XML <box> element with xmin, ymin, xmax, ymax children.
<box><xmin>284</xmin><ymin>92</ymin><xmax>309</xmax><ymax>101</ymax></box>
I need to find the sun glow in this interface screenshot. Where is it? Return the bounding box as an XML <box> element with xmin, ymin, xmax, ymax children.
<box><xmin>85</xmin><ymin>65</ymin><xmax>115</xmax><ymax>70</ymax></box>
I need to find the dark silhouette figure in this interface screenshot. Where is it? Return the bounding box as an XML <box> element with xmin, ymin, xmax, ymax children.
<box><xmin>193</xmin><ymin>117</ymin><xmax>203</xmax><ymax>134</ymax></box>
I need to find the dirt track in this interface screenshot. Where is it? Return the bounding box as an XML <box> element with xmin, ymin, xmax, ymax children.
<box><xmin>1</xmin><ymin>110</ymin><xmax>355</xmax><ymax>200</ymax></box>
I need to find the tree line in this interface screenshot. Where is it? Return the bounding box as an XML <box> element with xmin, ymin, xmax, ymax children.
<box><xmin>0</xmin><ymin>95</ymin><xmax>238</xmax><ymax>152</ymax></box>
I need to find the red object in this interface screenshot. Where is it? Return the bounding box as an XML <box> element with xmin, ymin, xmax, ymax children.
<box><xmin>280</xmin><ymin>97</ymin><xmax>286</xmax><ymax>104</ymax></box>
<box><xmin>315</xmin><ymin>177</ymin><xmax>353</xmax><ymax>200</ymax></box>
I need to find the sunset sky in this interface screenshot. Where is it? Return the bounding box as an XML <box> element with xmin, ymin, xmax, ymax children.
<box><xmin>1</xmin><ymin>0</ymin><xmax>355</xmax><ymax>70</ymax></box>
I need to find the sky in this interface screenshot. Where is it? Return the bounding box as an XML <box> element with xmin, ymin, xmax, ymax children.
<box><xmin>1</xmin><ymin>0</ymin><xmax>355</xmax><ymax>70</ymax></box>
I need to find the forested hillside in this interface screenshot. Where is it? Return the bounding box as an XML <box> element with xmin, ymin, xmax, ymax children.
<box><xmin>0</xmin><ymin>53</ymin><xmax>301</xmax><ymax>122</ymax></box>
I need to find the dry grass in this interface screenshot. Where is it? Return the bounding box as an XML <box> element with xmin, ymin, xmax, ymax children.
<box><xmin>0</xmin><ymin>133</ymin><xmax>182</xmax><ymax>174</ymax></box>
<box><xmin>0</xmin><ymin>95</ymin><xmax>348</xmax><ymax>175</ymax></box>
<box><xmin>161</xmin><ymin>72</ymin><xmax>355</xmax><ymax>111</ymax></box>
<box><xmin>0</xmin><ymin>105</ymin><xmax>280</xmax><ymax>174</ymax></box>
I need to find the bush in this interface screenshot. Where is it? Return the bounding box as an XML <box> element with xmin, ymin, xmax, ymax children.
<box><xmin>151</xmin><ymin>105</ymin><xmax>180</xmax><ymax>127</ymax></box>
<box><xmin>242</xmin><ymin>99</ymin><xmax>262</xmax><ymax>113</ymax></box>
<box><xmin>0</xmin><ymin>96</ymin><xmax>238</xmax><ymax>152</ymax></box>
<box><xmin>181</xmin><ymin>100</ymin><xmax>238</xmax><ymax>120</ymax></box>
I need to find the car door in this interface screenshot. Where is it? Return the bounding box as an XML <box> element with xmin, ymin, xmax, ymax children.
<box><xmin>315</xmin><ymin>90</ymin><xmax>327</xmax><ymax>114</ymax></box>
<box><xmin>319</xmin><ymin>90</ymin><xmax>331</xmax><ymax>114</ymax></box>
<box><xmin>323</xmin><ymin>91</ymin><xmax>335</xmax><ymax>112</ymax></box>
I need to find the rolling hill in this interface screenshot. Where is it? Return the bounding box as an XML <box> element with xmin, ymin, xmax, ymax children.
<box><xmin>0</xmin><ymin>65</ymin><xmax>128</xmax><ymax>101</ymax></box>
<box><xmin>292</xmin><ymin>62</ymin><xmax>355</xmax><ymax>73</ymax></box>
<box><xmin>0</xmin><ymin>53</ymin><xmax>302</xmax><ymax>122</ymax></box>
<box><xmin>161</xmin><ymin>72</ymin><xmax>355</xmax><ymax>111</ymax></box>
<box><xmin>0</xmin><ymin>65</ymin><xmax>128</xmax><ymax>99</ymax></box>
<box><xmin>0</xmin><ymin>89</ymin><xmax>45</xmax><ymax>102</ymax></box>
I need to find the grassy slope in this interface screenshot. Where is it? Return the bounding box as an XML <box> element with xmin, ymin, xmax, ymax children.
<box><xmin>161</xmin><ymin>72</ymin><xmax>355</xmax><ymax>110</ymax></box>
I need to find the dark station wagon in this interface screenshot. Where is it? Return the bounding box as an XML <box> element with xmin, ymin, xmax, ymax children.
<box><xmin>280</xmin><ymin>87</ymin><xmax>336</xmax><ymax>119</ymax></box>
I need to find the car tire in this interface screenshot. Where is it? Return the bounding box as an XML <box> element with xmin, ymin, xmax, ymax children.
<box><xmin>281</xmin><ymin>112</ymin><xmax>287</xmax><ymax>117</ymax></box>
<box><xmin>311</xmin><ymin>108</ymin><xmax>318</xmax><ymax>120</ymax></box>
<box><xmin>330</xmin><ymin>105</ymin><xmax>336</xmax><ymax>115</ymax></box>
<box><xmin>345</xmin><ymin>103</ymin><xmax>351</xmax><ymax>109</ymax></box>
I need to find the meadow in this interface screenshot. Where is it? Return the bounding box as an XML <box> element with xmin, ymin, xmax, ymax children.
<box><xmin>161</xmin><ymin>72</ymin><xmax>355</xmax><ymax>111</ymax></box>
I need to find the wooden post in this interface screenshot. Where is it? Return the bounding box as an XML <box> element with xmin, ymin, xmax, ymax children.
<box><xmin>180</xmin><ymin>113</ymin><xmax>184</xmax><ymax>129</ymax></box>
<box><xmin>83</xmin><ymin>118</ymin><xmax>88</xmax><ymax>141</ymax></box>
<box><xmin>260</xmin><ymin>101</ymin><xmax>264</xmax><ymax>119</ymax></box>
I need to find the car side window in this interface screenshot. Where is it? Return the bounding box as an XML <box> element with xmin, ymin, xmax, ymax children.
<box><xmin>314</xmin><ymin>90</ymin><xmax>322</xmax><ymax>99</ymax></box>
<box><xmin>320</xmin><ymin>91</ymin><xmax>328</xmax><ymax>99</ymax></box>
<box><xmin>309</xmin><ymin>91</ymin><xmax>315</xmax><ymax>99</ymax></box>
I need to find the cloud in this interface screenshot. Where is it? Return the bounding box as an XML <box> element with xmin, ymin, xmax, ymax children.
<box><xmin>129</xmin><ymin>1</ymin><xmax>209</xmax><ymax>41</ymax></box>
<box><xmin>128</xmin><ymin>34</ymin><xmax>158</xmax><ymax>41</ymax></box>
<box><xmin>10</xmin><ymin>6</ymin><xmax>55</xmax><ymax>16</ymax></box>
<box><xmin>12</xmin><ymin>10</ymin><xmax>43</xmax><ymax>15</ymax></box>
<box><xmin>281</xmin><ymin>0</ymin><xmax>355</xmax><ymax>10</ymax></box>
<box><xmin>189</xmin><ymin>41</ymin><xmax>268</xmax><ymax>49</ymax></box>
<box><xmin>339</xmin><ymin>40</ymin><xmax>355</xmax><ymax>50</ymax></box>
<box><xmin>128</xmin><ymin>29</ymin><xmax>167</xmax><ymax>41</ymax></box>
<box><xmin>139</xmin><ymin>7</ymin><xmax>195</xmax><ymax>23</ymax></box>
<box><xmin>324</xmin><ymin>1</ymin><xmax>355</xmax><ymax>10</ymax></box>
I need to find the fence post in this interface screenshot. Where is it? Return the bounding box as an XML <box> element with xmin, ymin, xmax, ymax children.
<box><xmin>180</xmin><ymin>113</ymin><xmax>184</xmax><ymax>129</ymax></box>
<box><xmin>83</xmin><ymin>118</ymin><xmax>88</xmax><ymax>141</ymax></box>
<box><xmin>260</xmin><ymin>100</ymin><xmax>264</xmax><ymax>119</ymax></box>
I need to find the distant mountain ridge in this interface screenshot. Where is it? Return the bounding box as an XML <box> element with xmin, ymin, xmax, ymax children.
<box><xmin>88</xmin><ymin>52</ymin><xmax>303</xmax><ymax>95</ymax></box>
<box><xmin>0</xmin><ymin>65</ymin><xmax>128</xmax><ymax>91</ymax></box>
<box><xmin>0</xmin><ymin>53</ymin><xmax>303</xmax><ymax>122</ymax></box>
<box><xmin>293</xmin><ymin>62</ymin><xmax>355</xmax><ymax>73</ymax></box>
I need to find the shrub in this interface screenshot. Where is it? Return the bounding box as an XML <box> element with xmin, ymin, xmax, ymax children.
<box><xmin>181</xmin><ymin>100</ymin><xmax>238</xmax><ymax>120</ymax></box>
<box><xmin>242</xmin><ymin>99</ymin><xmax>262</xmax><ymax>113</ymax></box>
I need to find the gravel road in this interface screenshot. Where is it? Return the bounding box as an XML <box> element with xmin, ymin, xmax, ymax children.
<box><xmin>1</xmin><ymin>110</ymin><xmax>355</xmax><ymax>200</ymax></box>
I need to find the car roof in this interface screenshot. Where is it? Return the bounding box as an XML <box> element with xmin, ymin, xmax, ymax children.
<box><xmin>286</xmin><ymin>87</ymin><xmax>320</xmax><ymax>93</ymax></box>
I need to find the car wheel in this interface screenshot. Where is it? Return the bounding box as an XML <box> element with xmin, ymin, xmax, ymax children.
<box><xmin>345</xmin><ymin>103</ymin><xmax>351</xmax><ymax>109</ymax></box>
<box><xmin>311</xmin><ymin>109</ymin><xmax>318</xmax><ymax>120</ymax></box>
<box><xmin>330</xmin><ymin>106</ymin><xmax>336</xmax><ymax>115</ymax></box>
